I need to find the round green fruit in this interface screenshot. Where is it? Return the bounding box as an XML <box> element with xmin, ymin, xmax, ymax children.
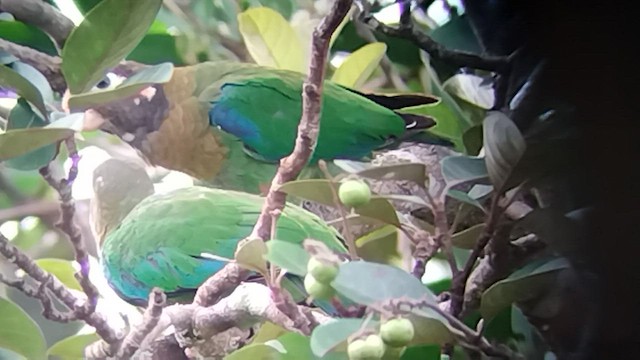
<box><xmin>347</xmin><ymin>335</ymin><xmax>385</xmax><ymax>360</ymax></box>
<box><xmin>307</xmin><ymin>257</ymin><xmax>339</xmax><ymax>284</ymax></box>
<box><xmin>304</xmin><ymin>274</ymin><xmax>335</xmax><ymax>300</ymax></box>
<box><xmin>380</xmin><ymin>318</ymin><xmax>415</xmax><ymax>347</ymax></box>
<box><xmin>338</xmin><ymin>180</ymin><xmax>371</xmax><ymax>207</ymax></box>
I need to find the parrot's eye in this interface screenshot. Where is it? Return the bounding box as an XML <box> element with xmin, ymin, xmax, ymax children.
<box><xmin>92</xmin><ymin>72</ymin><xmax>126</xmax><ymax>91</ymax></box>
<box><xmin>96</xmin><ymin>77</ymin><xmax>110</xmax><ymax>89</ymax></box>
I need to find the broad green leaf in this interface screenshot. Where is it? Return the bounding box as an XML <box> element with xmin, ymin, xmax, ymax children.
<box><xmin>267</xmin><ymin>332</ymin><xmax>347</xmax><ymax>360</ymax></box>
<box><xmin>331</xmin><ymin>43</ymin><xmax>387</xmax><ymax>89</ymax></box>
<box><xmin>0</xmin><ymin>297</ymin><xmax>47</xmax><ymax>360</ymax></box>
<box><xmin>481</xmin><ymin>257</ymin><xmax>570</xmax><ymax>320</ymax></box>
<box><xmin>0</xmin><ymin>65</ymin><xmax>47</xmax><ymax>119</ymax></box>
<box><xmin>67</xmin><ymin>62</ymin><xmax>174</xmax><ymax>109</ymax></box>
<box><xmin>446</xmin><ymin>189</ymin><xmax>483</xmax><ymax>210</ymax></box>
<box><xmin>355</xmin><ymin>225</ymin><xmax>402</xmax><ymax>267</ymax></box>
<box><xmin>511</xmin><ymin>306</ymin><xmax>547</xmax><ymax>359</ymax></box>
<box><xmin>0</xmin><ymin>128</ymin><xmax>72</xmax><ymax>161</ymax></box>
<box><xmin>265</xmin><ymin>240</ymin><xmax>310</xmax><ymax>276</ymax></box>
<box><xmin>451</xmin><ymin>224</ymin><xmax>485</xmax><ymax>249</ymax></box>
<box><xmin>2</xmin><ymin>99</ymin><xmax>60</xmax><ymax>169</ymax></box>
<box><xmin>399</xmin><ymin>345</ymin><xmax>441</xmax><ymax>360</ymax></box>
<box><xmin>35</xmin><ymin>259</ymin><xmax>82</xmax><ymax>291</ymax></box>
<box><xmin>10</xmin><ymin>62</ymin><xmax>54</xmax><ymax>105</ymax></box>
<box><xmin>278</xmin><ymin>179</ymin><xmax>401</xmax><ymax>227</ymax></box>
<box><xmin>483</xmin><ymin>112</ymin><xmax>526</xmax><ymax>190</ymax></box>
<box><xmin>332</xmin><ymin>261</ymin><xmax>437</xmax><ymax>305</ymax></box>
<box><xmin>250</xmin><ymin>322</ymin><xmax>290</xmax><ymax>344</ymax></box>
<box><xmin>47</xmin><ymin>333</ymin><xmax>99</xmax><ymax>360</ymax></box>
<box><xmin>440</xmin><ymin>155</ymin><xmax>490</xmax><ymax>187</ymax></box>
<box><xmin>0</xmin><ymin>21</ymin><xmax>57</xmax><ymax>56</ymax></box>
<box><xmin>356</xmin><ymin>163</ymin><xmax>427</xmax><ymax>187</ymax></box>
<box><xmin>235</xmin><ymin>238</ymin><xmax>269</xmax><ymax>276</ymax></box>
<box><xmin>310</xmin><ymin>318</ymin><xmax>377</xmax><ymax>357</ymax></box>
<box><xmin>462</xmin><ymin>123</ymin><xmax>483</xmax><ymax>156</ymax></box>
<box><xmin>468</xmin><ymin>184</ymin><xmax>493</xmax><ymax>200</ymax></box>
<box><xmin>429</xmin><ymin>14</ymin><xmax>482</xmax><ymax>54</ymax></box>
<box><xmin>225</xmin><ymin>343</ymin><xmax>281</xmax><ymax>360</ymax></box>
<box><xmin>238</xmin><ymin>7</ymin><xmax>304</xmax><ymax>72</ymax></box>
<box><xmin>443</xmin><ymin>74</ymin><xmax>494</xmax><ymax>110</ymax></box>
<box><xmin>62</xmin><ymin>0</ymin><xmax>163</xmax><ymax>93</ymax></box>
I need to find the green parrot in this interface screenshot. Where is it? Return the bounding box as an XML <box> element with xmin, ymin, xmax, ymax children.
<box><xmin>79</xmin><ymin>61</ymin><xmax>445</xmax><ymax>194</ymax></box>
<box><xmin>90</xmin><ymin>158</ymin><xmax>347</xmax><ymax>307</ymax></box>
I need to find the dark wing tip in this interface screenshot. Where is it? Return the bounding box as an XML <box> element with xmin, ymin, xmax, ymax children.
<box><xmin>398</xmin><ymin>113</ymin><xmax>437</xmax><ymax>130</ymax></box>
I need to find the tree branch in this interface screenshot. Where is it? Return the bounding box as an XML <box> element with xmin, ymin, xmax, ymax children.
<box><xmin>0</xmin><ymin>232</ymin><xmax>121</xmax><ymax>345</ymax></box>
<box><xmin>249</xmin><ymin>0</ymin><xmax>353</xmax><ymax>241</ymax></box>
<box><xmin>0</xmin><ymin>0</ymin><xmax>74</xmax><ymax>48</ymax></box>
<box><xmin>356</xmin><ymin>3</ymin><xmax>510</xmax><ymax>73</ymax></box>
<box><xmin>116</xmin><ymin>288</ymin><xmax>166</xmax><ymax>358</ymax></box>
<box><xmin>0</xmin><ymin>38</ymin><xmax>66</xmax><ymax>94</ymax></box>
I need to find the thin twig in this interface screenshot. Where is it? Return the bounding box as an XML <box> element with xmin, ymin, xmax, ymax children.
<box><xmin>39</xmin><ymin>160</ymin><xmax>99</xmax><ymax>315</ymax></box>
<box><xmin>0</xmin><ymin>232</ymin><xmax>120</xmax><ymax>344</ymax></box>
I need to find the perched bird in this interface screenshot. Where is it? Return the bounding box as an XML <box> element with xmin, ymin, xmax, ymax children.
<box><xmin>90</xmin><ymin>158</ymin><xmax>347</xmax><ymax>306</ymax></box>
<box><xmin>78</xmin><ymin>61</ymin><xmax>444</xmax><ymax>194</ymax></box>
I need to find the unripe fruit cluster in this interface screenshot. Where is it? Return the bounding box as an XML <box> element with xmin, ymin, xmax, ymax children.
<box><xmin>303</xmin><ymin>257</ymin><xmax>339</xmax><ymax>300</ymax></box>
<box><xmin>347</xmin><ymin>318</ymin><xmax>415</xmax><ymax>360</ymax></box>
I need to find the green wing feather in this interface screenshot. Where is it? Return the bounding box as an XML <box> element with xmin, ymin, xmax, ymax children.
<box><xmin>101</xmin><ymin>186</ymin><xmax>345</xmax><ymax>304</ymax></box>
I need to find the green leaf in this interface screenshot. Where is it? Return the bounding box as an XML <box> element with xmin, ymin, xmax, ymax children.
<box><xmin>462</xmin><ymin>123</ymin><xmax>483</xmax><ymax>156</ymax></box>
<box><xmin>310</xmin><ymin>318</ymin><xmax>377</xmax><ymax>357</ymax></box>
<box><xmin>62</xmin><ymin>0</ymin><xmax>163</xmax><ymax>93</ymax></box>
<box><xmin>332</xmin><ymin>261</ymin><xmax>437</xmax><ymax>305</ymax></box>
<box><xmin>451</xmin><ymin>223</ymin><xmax>485</xmax><ymax>249</ymax></box>
<box><xmin>67</xmin><ymin>62</ymin><xmax>174</xmax><ymax>109</ymax></box>
<box><xmin>483</xmin><ymin>112</ymin><xmax>526</xmax><ymax>190</ymax></box>
<box><xmin>265</xmin><ymin>240</ymin><xmax>310</xmax><ymax>276</ymax></box>
<box><xmin>34</xmin><ymin>259</ymin><xmax>82</xmax><ymax>292</ymax></box>
<box><xmin>0</xmin><ymin>21</ymin><xmax>57</xmax><ymax>56</ymax></box>
<box><xmin>355</xmin><ymin>225</ymin><xmax>403</xmax><ymax>267</ymax></box>
<box><xmin>0</xmin><ymin>297</ymin><xmax>46</xmax><ymax>360</ymax></box>
<box><xmin>47</xmin><ymin>333</ymin><xmax>99</xmax><ymax>360</ymax></box>
<box><xmin>399</xmin><ymin>345</ymin><xmax>441</xmax><ymax>360</ymax></box>
<box><xmin>446</xmin><ymin>189</ymin><xmax>483</xmax><ymax>210</ymax></box>
<box><xmin>0</xmin><ymin>127</ymin><xmax>72</xmax><ymax>162</ymax></box>
<box><xmin>238</xmin><ymin>7</ymin><xmax>304</xmax><ymax>72</ymax></box>
<box><xmin>10</xmin><ymin>62</ymin><xmax>54</xmax><ymax>105</ymax></box>
<box><xmin>0</xmin><ymin>65</ymin><xmax>48</xmax><ymax>119</ymax></box>
<box><xmin>331</xmin><ymin>43</ymin><xmax>387</xmax><ymax>89</ymax></box>
<box><xmin>225</xmin><ymin>343</ymin><xmax>281</xmax><ymax>360</ymax></box>
<box><xmin>235</xmin><ymin>238</ymin><xmax>269</xmax><ymax>276</ymax></box>
<box><xmin>2</xmin><ymin>99</ymin><xmax>62</xmax><ymax>169</ymax></box>
<box><xmin>278</xmin><ymin>179</ymin><xmax>401</xmax><ymax>227</ymax></box>
<box><xmin>468</xmin><ymin>184</ymin><xmax>493</xmax><ymax>200</ymax></box>
<box><xmin>481</xmin><ymin>257</ymin><xmax>570</xmax><ymax>320</ymax></box>
<box><xmin>356</xmin><ymin>163</ymin><xmax>427</xmax><ymax>187</ymax></box>
<box><xmin>267</xmin><ymin>332</ymin><xmax>348</xmax><ymax>360</ymax></box>
<box><xmin>250</xmin><ymin>322</ymin><xmax>290</xmax><ymax>344</ymax></box>
<box><xmin>440</xmin><ymin>155</ymin><xmax>490</xmax><ymax>187</ymax></box>
<box><xmin>443</xmin><ymin>74</ymin><xmax>494</xmax><ymax>110</ymax></box>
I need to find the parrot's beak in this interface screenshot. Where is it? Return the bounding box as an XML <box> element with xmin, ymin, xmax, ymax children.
<box><xmin>61</xmin><ymin>89</ymin><xmax>107</xmax><ymax>132</ymax></box>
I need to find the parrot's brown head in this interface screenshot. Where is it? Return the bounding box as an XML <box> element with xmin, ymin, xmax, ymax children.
<box><xmin>74</xmin><ymin>62</ymin><xmax>229</xmax><ymax>180</ymax></box>
<box><xmin>77</xmin><ymin>62</ymin><xmax>170</xmax><ymax>154</ymax></box>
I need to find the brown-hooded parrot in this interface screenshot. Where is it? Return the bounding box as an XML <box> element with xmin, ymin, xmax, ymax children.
<box><xmin>77</xmin><ymin>61</ymin><xmax>444</xmax><ymax>194</ymax></box>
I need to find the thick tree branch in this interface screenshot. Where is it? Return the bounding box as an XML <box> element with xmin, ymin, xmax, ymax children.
<box><xmin>0</xmin><ymin>0</ymin><xmax>74</xmax><ymax>48</ymax></box>
<box><xmin>117</xmin><ymin>288</ymin><xmax>166</xmax><ymax>358</ymax></box>
<box><xmin>249</xmin><ymin>0</ymin><xmax>353</xmax><ymax>241</ymax></box>
<box><xmin>0</xmin><ymin>38</ymin><xmax>66</xmax><ymax>94</ymax></box>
